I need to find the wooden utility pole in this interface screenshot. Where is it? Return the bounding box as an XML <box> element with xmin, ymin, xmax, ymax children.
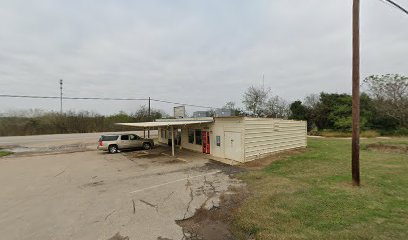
<box><xmin>60</xmin><ymin>79</ymin><xmax>63</xmax><ymax>114</ymax></box>
<box><xmin>148</xmin><ymin>97</ymin><xmax>151</xmax><ymax>138</ymax></box>
<box><xmin>352</xmin><ymin>0</ymin><xmax>361</xmax><ymax>186</ymax></box>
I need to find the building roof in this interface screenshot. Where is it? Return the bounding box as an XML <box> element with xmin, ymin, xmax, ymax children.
<box><xmin>116</xmin><ymin>119</ymin><xmax>213</xmax><ymax>129</ymax></box>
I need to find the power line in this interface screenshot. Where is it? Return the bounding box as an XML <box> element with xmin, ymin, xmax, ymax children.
<box><xmin>0</xmin><ymin>94</ymin><xmax>60</xmax><ymax>99</ymax></box>
<box><xmin>0</xmin><ymin>94</ymin><xmax>213</xmax><ymax>109</ymax></box>
<box><xmin>150</xmin><ymin>98</ymin><xmax>212</xmax><ymax>109</ymax></box>
<box><xmin>0</xmin><ymin>94</ymin><xmax>148</xmax><ymax>101</ymax></box>
<box><xmin>379</xmin><ymin>0</ymin><xmax>408</xmax><ymax>15</ymax></box>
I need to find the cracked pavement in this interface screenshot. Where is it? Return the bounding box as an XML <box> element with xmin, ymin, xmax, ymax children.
<box><xmin>0</xmin><ymin>133</ymin><xmax>244</xmax><ymax>240</ymax></box>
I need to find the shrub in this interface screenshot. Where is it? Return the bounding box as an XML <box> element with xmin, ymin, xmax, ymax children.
<box><xmin>361</xmin><ymin>130</ymin><xmax>380</xmax><ymax>138</ymax></box>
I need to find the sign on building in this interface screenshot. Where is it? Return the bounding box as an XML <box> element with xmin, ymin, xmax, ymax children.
<box><xmin>174</xmin><ymin>106</ymin><xmax>186</xmax><ymax>118</ymax></box>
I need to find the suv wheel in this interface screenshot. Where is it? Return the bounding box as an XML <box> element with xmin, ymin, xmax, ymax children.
<box><xmin>108</xmin><ymin>145</ymin><xmax>118</xmax><ymax>154</ymax></box>
<box><xmin>143</xmin><ymin>142</ymin><xmax>151</xmax><ymax>150</ymax></box>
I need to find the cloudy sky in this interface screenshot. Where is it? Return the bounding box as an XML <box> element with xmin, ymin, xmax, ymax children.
<box><xmin>0</xmin><ymin>0</ymin><xmax>407</xmax><ymax>115</ymax></box>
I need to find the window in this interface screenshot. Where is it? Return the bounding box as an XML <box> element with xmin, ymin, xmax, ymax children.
<box><xmin>161</xmin><ymin>129</ymin><xmax>165</xmax><ymax>138</ymax></box>
<box><xmin>188</xmin><ymin>129</ymin><xmax>194</xmax><ymax>143</ymax></box>
<box><xmin>195</xmin><ymin>129</ymin><xmax>202</xmax><ymax>145</ymax></box>
<box><xmin>101</xmin><ymin>135</ymin><xmax>118</xmax><ymax>141</ymax></box>
<box><xmin>121</xmin><ymin>135</ymin><xmax>129</xmax><ymax>140</ymax></box>
<box><xmin>129</xmin><ymin>135</ymin><xmax>140</xmax><ymax>140</ymax></box>
<box><xmin>216</xmin><ymin>136</ymin><xmax>221</xmax><ymax>147</ymax></box>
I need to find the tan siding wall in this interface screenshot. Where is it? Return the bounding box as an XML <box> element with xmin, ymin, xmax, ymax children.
<box><xmin>211</xmin><ymin>118</ymin><xmax>245</xmax><ymax>162</ymax></box>
<box><xmin>244</xmin><ymin>118</ymin><xmax>307</xmax><ymax>161</ymax></box>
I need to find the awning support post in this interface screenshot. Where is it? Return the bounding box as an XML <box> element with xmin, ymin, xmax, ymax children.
<box><xmin>171</xmin><ymin>126</ymin><xmax>175</xmax><ymax>157</ymax></box>
<box><xmin>143</xmin><ymin>128</ymin><xmax>146</xmax><ymax>138</ymax></box>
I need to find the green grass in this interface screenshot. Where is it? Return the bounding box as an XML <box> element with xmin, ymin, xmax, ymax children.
<box><xmin>313</xmin><ymin>130</ymin><xmax>381</xmax><ymax>138</ymax></box>
<box><xmin>0</xmin><ymin>149</ymin><xmax>12</xmax><ymax>157</ymax></box>
<box><xmin>0</xmin><ymin>151</ymin><xmax>12</xmax><ymax>157</ymax></box>
<box><xmin>233</xmin><ymin>137</ymin><xmax>408</xmax><ymax>239</ymax></box>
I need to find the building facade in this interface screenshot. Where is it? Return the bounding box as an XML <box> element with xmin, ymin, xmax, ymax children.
<box><xmin>157</xmin><ymin>117</ymin><xmax>307</xmax><ymax>163</ymax></box>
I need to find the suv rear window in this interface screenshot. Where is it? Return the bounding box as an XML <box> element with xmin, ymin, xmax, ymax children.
<box><xmin>100</xmin><ymin>135</ymin><xmax>119</xmax><ymax>141</ymax></box>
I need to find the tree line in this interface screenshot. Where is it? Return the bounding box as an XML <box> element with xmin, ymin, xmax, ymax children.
<box><xmin>0</xmin><ymin>106</ymin><xmax>164</xmax><ymax>136</ymax></box>
<box><xmin>225</xmin><ymin>74</ymin><xmax>408</xmax><ymax>136</ymax></box>
<box><xmin>1</xmin><ymin>74</ymin><xmax>406</xmax><ymax>136</ymax></box>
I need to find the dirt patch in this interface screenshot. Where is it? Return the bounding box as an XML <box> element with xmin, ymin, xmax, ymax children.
<box><xmin>164</xmin><ymin>159</ymin><xmax>184</xmax><ymax>164</ymax></box>
<box><xmin>240</xmin><ymin>148</ymin><xmax>306</xmax><ymax>170</ymax></box>
<box><xmin>366</xmin><ymin>143</ymin><xmax>408</xmax><ymax>154</ymax></box>
<box><xmin>107</xmin><ymin>232</ymin><xmax>129</xmax><ymax>240</ymax></box>
<box><xmin>127</xmin><ymin>152</ymin><xmax>163</xmax><ymax>159</ymax></box>
<box><xmin>125</xmin><ymin>145</ymin><xmax>170</xmax><ymax>159</ymax></box>
<box><xmin>200</xmin><ymin>160</ymin><xmax>246</xmax><ymax>176</ymax></box>
<box><xmin>176</xmin><ymin>186</ymin><xmax>249</xmax><ymax>240</ymax></box>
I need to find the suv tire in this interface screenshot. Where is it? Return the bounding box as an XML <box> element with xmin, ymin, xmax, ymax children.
<box><xmin>108</xmin><ymin>145</ymin><xmax>118</xmax><ymax>154</ymax></box>
<box><xmin>143</xmin><ymin>142</ymin><xmax>151</xmax><ymax>150</ymax></box>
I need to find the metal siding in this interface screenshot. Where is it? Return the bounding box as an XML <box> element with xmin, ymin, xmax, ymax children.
<box><xmin>243</xmin><ymin>118</ymin><xmax>307</xmax><ymax>161</ymax></box>
<box><xmin>211</xmin><ymin>118</ymin><xmax>245</xmax><ymax>162</ymax></box>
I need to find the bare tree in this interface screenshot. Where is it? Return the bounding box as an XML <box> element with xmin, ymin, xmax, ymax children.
<box><xmin>364</xmin><ymin>74</ymin><xmax>408</xmax><ymax>127</ymax></box>
<box><xmin>264</xmin><ymin>96</ymin><xmax>290</xmax><ymax>119</ymax></box>
<box><xmin>242</xmin><ymin>85</ymin><xmax>269</xmax><ymax>116</ymax></box>
<box><xmin>303</xmin><ymin>94</ymin><xmax>320</xmax><ymax>109</ymax></box>
<box><xmin>224</xmin><ymin>101</ymin><xmax>236</xmax><ymax>110</ymax></box>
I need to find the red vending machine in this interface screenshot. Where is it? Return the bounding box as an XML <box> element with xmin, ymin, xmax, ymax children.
<box><xmin>202</xmin><ymin>131</ymin><xmax>210</xmax><ymax>154</ymax></box>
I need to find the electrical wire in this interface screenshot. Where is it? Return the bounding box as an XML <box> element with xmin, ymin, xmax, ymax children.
<box><xmin>150</xmin><ymin>98</ymin><xmax>213</xmax><ymax>109</ymax></box>
<box><xmin>378</xmin><ymin>0</ymin><xmax>408</xmax><ymax>15</ymax></box>
<box><xmin>0</xmin><ymin>94</ymin><xmax>213</xmax><ymax>109</ymax></box>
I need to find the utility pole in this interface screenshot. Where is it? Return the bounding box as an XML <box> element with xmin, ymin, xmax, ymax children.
<box><xmin>60</xmin><ymin>79</ymin><xmax>63</xmax><ymax>115</ymax></box>
<box><xmin>148</xmin><ymin>97</ymin><xmax>151</xmax><ymax>138</ymax></box>
<box><xmin>352</xmin><ymin>0</ymin><xmax>360</xmax><ymax>186</ymax></box>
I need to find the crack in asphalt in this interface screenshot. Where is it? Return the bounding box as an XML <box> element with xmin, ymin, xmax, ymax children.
<box><xmin>140</xmin><ymin>199</ymin><xmax>159</xmax><ymax>212</ymax></box>
<box><xmin>182</xmin><ymin>187</ymin><xmax>194</xmax><ymax>220</ymax></box>
<box><xmin>162</xmin><ymin>191</ymin><xmax>174</xmax><ymax>204</ymax></box>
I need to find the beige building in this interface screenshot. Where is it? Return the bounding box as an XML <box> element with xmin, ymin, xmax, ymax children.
<box><xmin>120</xmin><ymin>117</ymin><xmax>307</xmax><ymax>163</ymax></box>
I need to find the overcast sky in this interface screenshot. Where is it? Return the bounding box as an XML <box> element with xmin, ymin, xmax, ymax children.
<box><xmin>0</xmin><ymin>0</ymin><xmax>407</xmax><ymax>115</ymax></box>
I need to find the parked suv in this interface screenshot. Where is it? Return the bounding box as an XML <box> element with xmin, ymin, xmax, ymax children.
<box><xmin>97</xmin><ymin>134</ymin><xmax>154</xmax><ymax>154</ymax></box>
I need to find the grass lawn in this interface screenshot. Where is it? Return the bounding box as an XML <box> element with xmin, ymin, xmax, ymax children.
<box><xmin>0</xmin><ymin>151</ymin><xmax>12</xmax><ymax>157</ymax></box>
<box><xmin>233</xmin><ymin>137</ymin><xmax>408</xmax><ymax>239</ymax></box>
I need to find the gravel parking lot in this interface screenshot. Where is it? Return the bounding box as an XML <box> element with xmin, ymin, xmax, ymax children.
<box><xmin>0</xmin><ymin>133</ymin><xmax>244</xmax><ymax>240</ymax></box>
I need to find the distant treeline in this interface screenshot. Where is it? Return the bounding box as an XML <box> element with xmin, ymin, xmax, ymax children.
<box><xmin>0</xmin><ymin>107</ymin><xmax>164</xmax><ymax>136</ymax></box>
<box><xmin>228</xmin><ymin>74</ymin><xmax>408</xmax><ymax>136</ymax></box>
<box><xmin>287</xmin><ymin>74</ymin><xmax>408</xmax><ymax>135</ymax></box>
<box><xmin>1</xmin><ymin>74</ymin><xmax>407</xmax><ymax>136</ymax></box>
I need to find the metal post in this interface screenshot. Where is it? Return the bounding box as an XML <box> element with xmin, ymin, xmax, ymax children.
<box><xmin>60</xmin><ymin>79</ymin><xmax>63</xmax><ymax>114</ymax></box>
<box><xmin>352</xmin><ymin>0</ymin><xmax>361</xmax><ymax>186</ymax></box>
<box><xmin>171</xmin><ymin>126</ymin><xmax>175</xmax><ymax>157</ymax></box>
<box><xmin>148</xmin><ymin>97</ymin><xmax>151</xmax><ymax>138</ymax></box>
<box><xmin>144</xmin><ymin>128</ymin><xmax>146</xmax><ymax>138</ymax></box>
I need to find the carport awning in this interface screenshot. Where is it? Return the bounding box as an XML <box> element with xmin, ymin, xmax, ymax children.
<box><xmin>116</xmin><ymin>120</ymin><xmax>213</xmax><ymax>129</ymax></box>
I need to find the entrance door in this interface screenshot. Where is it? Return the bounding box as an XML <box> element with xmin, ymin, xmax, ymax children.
<box><xmin>224</xmin><ymin>131</ymin><xmax>242</xmax><ymax>161</ymax></box>
<box><xmin>202</xmin><ymin>131</ymin><xmax>210</xmax><ymax>154</ymax></box>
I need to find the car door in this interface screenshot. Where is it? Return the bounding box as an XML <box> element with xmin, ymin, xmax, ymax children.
<box><xmin>129</xmin><ymin>134</ymin><xmax>139</xmax><ymax>148</ymax></box>
<box><xmin>120</xmin><ymin>135</ymin><xmax>131</xmax><ymax>149</ymax></box>
<box><xmin>129</xmin><ymin>134</ymin><xmax>143</xmax><ymax>148</ymax></box>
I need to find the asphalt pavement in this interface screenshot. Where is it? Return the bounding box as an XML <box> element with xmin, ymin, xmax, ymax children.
<box><xmin>0</xmin><ymin>132</ymin><xmax>242</xmax><ymax>240</ymax></box>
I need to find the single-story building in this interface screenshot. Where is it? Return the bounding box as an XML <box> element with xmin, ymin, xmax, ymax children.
<box><xmin>119</xmin><ymin>117</ymin><xmax>307</xmax><ymax>163</ymax></box>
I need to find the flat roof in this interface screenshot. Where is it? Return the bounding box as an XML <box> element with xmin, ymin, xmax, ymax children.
<box><xmin>116</xmin><ymin>119</ymin><xmax>213</xmax><ymax>129</ymax></box>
